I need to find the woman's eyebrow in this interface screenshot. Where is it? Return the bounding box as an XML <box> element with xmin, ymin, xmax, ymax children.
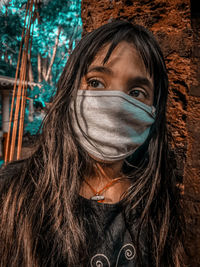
<box><xmin>127</xmin><ymin>76</ymin><xmax>153</xmax><ymax>91</ymax></box>
<box><xmin>87</xmin><ymin>66</ymin><xmax>153</xmax><ymax>90</ymax></box>
<box><xmin>87</xmin><ymin>66</ymin><xmax>113</xmax><ymax>75</ymax></box>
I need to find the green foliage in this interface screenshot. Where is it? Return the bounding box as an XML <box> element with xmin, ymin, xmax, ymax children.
<box><xmin>0</xmin><ymin>160</ymin><xmax>4</xmax><ymax>167</ymax></box>
<box><xmin>0</xmin><ymin>0</ymin><xmax>82</xmax><ymax>136</ymax></box>
<box><xmin>0</xmin><ymin>59</ymin><xmax>16</xmax><ymax>76</ymax></box>
<box><xmin>24</xmin><ymin>114</ymin><xmax>44</xmax><ymax>135</ymax></box>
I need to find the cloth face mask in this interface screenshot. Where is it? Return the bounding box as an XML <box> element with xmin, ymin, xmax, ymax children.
<box><xmin>70</xmin><ymin>90</ymin><xmax>156</xmax><ymax>162</ymax></box>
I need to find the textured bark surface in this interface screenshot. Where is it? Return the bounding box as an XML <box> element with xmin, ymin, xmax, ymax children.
<box><xmin>81</xmin><ymin>0</ymin><xmax>200</xmax><ymax>265</ymax></box>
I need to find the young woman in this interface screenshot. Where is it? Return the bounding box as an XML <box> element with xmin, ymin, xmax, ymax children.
<box><xmin>0</xmin><ymin>20</ymin><xmax>185</xmax><ymax>266</ymax></box>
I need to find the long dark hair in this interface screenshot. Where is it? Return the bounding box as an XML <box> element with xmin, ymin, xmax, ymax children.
<box><xmin>0</xmin><ymin>20</ymin><xmax>185</xmax><ymax>266</ymax></box>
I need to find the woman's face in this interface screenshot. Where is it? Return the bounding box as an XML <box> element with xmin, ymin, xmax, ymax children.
<box><xmin>80</xmin><ymin>41</ymin><xmax>154</xmax><ymax>106</ymax></box>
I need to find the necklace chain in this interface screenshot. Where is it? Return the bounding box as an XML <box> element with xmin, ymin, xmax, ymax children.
<box><xmin>83</xmin><ymin>177</ymin><xmax>123</xmax><ymax>203</ymax></box>
<box><xmin>83</xmin><ymin>162</ymin><xmax>124</xmax><ymax>203</ymax></box>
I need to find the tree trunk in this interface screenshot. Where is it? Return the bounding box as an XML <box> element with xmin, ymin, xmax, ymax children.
<box><xmin>9</xmin><ymin>54</ymin><xmax>12</xmax><ymax>65</ymax></box>
<box><xmin>28</xmin><ymin>52</ymin><xmax>34</xmax><ymax>84</ymax></box>
<box><xmin>45</xmin><ymin>26</ymin><xmax>61</xmax><ymax>82</ymax></box>
<box><xmin>42</xmin><ymin>57</ymin><xmax>48</xmax><ymax>81</ymax></box>
<box><xmin>4</xmin><ymin>51</ymin><xmax>8</xmax><ymax>63</ymax></box>
<box><xmin>37</xmin><ymin>53</ymin><xmax>42</xmax><ymax>82</ymax></box>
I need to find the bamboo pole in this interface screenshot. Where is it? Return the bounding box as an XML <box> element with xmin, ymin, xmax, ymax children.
<box><xmin>5</xmin><ymin>0</ymin><xmax>36</xmax><ymax>163</ymax></box>
<box><xmin>4</xmin><ymin>1</ymin><xmax>30</xmax><ymax>163</ymax></box>
<box><xmin>17</xmin><ymin>4</ymin><xmax>35</xmax><ymax>160</ymax></box>
<box><xmin>11</xmin><ymin>0</ymin><xmax>34</xmax><ymax>161</ymax></box>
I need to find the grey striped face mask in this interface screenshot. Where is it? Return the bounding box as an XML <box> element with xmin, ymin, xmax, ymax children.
<box><xmin>70</xmin><ymin>90</ymin><xmax>156</xmax><ymax>162</ymax></box>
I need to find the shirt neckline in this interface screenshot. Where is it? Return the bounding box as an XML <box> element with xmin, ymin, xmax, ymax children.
<box><xmin>78</xmin><ymin>194</ymin><xmax>124</xmax><ymax>210</ymax></box>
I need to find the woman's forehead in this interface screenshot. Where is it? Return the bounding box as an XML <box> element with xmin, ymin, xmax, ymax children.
<box><xmin>91</xmin><ymin>41</ymin><xmax>137</xmax><ymax>64</ymax></box>
<box><xmin>88</xmin><ymin>41</ymin><xmax>152</xmax><ymax>80</ymax></box>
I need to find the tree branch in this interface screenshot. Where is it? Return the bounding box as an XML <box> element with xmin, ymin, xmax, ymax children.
<box><xmin>37</xmin><ymin>53</ymin><xmax>42</xmax><ymax>82</ymax></box>
<box><xmin>45</xmin><ymin>26</ymin><xmax>61</xmax><ymax>82</ymax></box>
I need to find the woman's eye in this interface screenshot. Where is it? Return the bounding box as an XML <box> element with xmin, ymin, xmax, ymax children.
<box><xmin>87</xmin><ymin>79</ymin><xmax>105</xmax><ymax>89</ymax></box>
<box><xmin>129</xmin><ymin>89</ymin><xmax>146</xmax><ymax>99</ymax></box>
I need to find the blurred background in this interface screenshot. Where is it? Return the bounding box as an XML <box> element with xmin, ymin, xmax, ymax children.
<box><xmin>0</xmin><ymin>0</ymin><xmax>82</xmax><ymax>163</ymax></box>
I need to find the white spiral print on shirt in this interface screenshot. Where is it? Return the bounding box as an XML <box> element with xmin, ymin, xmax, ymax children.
<box><xmin>90</xmin><ymin>254</ymin><xmax>110</xmax><ymax>267</ymax></box>
<box><xmin>115</xmin><ymin>243</ymin><xmax>136</xmax><ymax>266</ymax></box>
<box><xmin>90</xmin><ymin>243</ymin><xmax>136</xmax><ymax>267</ymax></box>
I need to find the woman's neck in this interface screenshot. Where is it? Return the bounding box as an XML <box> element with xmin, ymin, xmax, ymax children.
<box><xmin>80</xmin><ymin>159</ymin><xmax>131</xmax><ymax>203</ymax></box>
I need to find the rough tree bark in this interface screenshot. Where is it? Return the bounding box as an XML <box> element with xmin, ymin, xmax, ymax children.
<box><xmin>81</xmin><ymin>0</ymin><xmax>200</xmax><ymax>265</ymax></box>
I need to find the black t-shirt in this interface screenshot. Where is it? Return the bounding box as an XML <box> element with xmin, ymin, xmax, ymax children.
<box><xmin>0</xmin><ymin>161</ymin><xmax>149</xmax><ymax>266</ymax></box>
<box><xmin>78</xmin><ymin>196</ymin><xmax>148</xmax><ymax>267</ymax></box>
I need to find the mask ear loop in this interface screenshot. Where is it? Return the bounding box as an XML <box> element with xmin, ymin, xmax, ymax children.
<box><xmin>151</xmin><ymin>106</ymin><xmax>156</xmax><ymax>117</ymax></box>
<box><xmin>123</xmin><ymin>129</ymin><xmax>152</xmax><ymax>174</ymax></box>
<box><xmin>124</xmin><ymin>158</ymin><xmax>139</xmax><ymax>169</ymax></box>
<box><xmin>94</xmin><ymin>161</ymin><xmax>125</xmax><ymax>181</ymax></box>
